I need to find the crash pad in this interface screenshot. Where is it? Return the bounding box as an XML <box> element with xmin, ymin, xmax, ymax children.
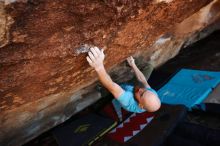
<box><xmin>100</xmin><ymin>104</ymin><xmax>187</xmax><ymax>146</ymax></box>
<box><xmin>127</xmin><ymin>104</ymin><xmax>187</xmax><ymax>146</ymax></box>
<box><xmin>107</xmin><ymin>112</ymin><xmax>154</xmax><ymax>143</ymax></box>
<box><xmin>158</xmin><ymin>69</ymin><xmax>220</xmax><ymax>108</ymax></box>
<box><xmin>158</xmin><ymin>83</ymin><xmax>212</xmax><ymax>108</ymax></box>
<box><xmin>168</xmin><ymin>69</ymin><xmax>220</xmax><ymax>88</ymax></box>
<box><xmin>52</xmin><ymin>113</ymin><xmax>116</xmax><ymax>146</ymax></box>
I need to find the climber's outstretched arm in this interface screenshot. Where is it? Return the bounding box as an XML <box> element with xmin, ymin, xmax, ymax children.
<box><xmin>86</xmin><ymin>47</ymin><xmax>124</xmax><ymax>98</ymax></box>
<box><xmin>127</xmin><ymin>56</ymin><xmax>150</xmax><ymax>88</ymax></box>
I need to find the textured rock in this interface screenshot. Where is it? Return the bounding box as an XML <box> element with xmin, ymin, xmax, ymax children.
<box><xmin>0</xmin><ymin>1</ymin><xmax>13</xmax><ymax>47</ymax></box>
<box><xmin>0</xmin><ymin>0</ymin><xmax>220</xmax><ymax>145</ymax></box>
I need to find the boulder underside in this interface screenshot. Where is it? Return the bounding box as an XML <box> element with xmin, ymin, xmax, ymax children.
<box><xmin>0</xmin><ymin>0</ymin><xmax>220</xmax><ymax>145</ymax></box>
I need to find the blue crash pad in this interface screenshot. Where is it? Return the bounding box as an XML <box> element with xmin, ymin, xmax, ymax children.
<box><xmin>158</xmin><ymin>69</ymin><xmax>220</xmax><ymax>108</ymax></box>
<box><xmin>168</xmin><ymin>69</ymin><xmax>220</xmax><ymax>88</ymax></box>
<box><xmin>158</xmin><ymin>83</ymin><xmax>212</xmax><ymax>108</ymax></box>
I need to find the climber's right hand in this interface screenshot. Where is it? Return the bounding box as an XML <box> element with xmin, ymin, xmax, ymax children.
<box><xmin>86</xmin><ymin>47</ymin><xmax>105</xmax><ymax>71</ymax></box>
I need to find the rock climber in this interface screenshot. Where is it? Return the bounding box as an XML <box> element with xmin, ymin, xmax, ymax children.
<box><xmin>86</xmin><ymin>47</ymin><xmax>161</xmax><ymax>113</ymax></box>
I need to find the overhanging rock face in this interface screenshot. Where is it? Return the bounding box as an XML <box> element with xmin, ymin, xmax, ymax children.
<box><xmin>0</xmin><ymin>0</ymin><xmax>220</xmax><ymax>145</ymax></box>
